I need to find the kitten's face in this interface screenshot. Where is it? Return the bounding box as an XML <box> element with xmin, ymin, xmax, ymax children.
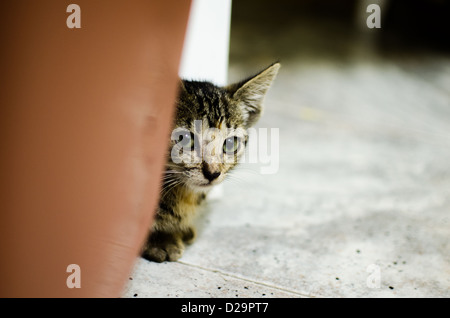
<box><xmin>167</xmin><ymin>63</ymin><xmax>280</xmax><ymax>192</ymax></box>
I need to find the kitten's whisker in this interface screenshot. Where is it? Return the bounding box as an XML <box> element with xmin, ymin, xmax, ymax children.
<box><xmin>161</xmin><ymin>177</ymin><xmax>178</xmax><ymax>185</ymax></box>
<box><xmin>224</xmin><ymin>173</ymin><xmax>250</xmax><ymax>186</ymax></box>
<box><xmin>162</xmin><ymin>174</ymin><xmax>181</xmax><ymax>181</ymax></box>
<box><xmin>161</xmin><ymin>175</ymin><xmax>177</xmax><ymax>185</ymax></box>
<box><xmin>162</xmin><ymin>170</ymin><xmax>185</xmax><ymax>182</ymax></box>
<box><xmin>159</xmin><ymin>179</ymin><xmax>184</xmax><ymax>201</ymax></box>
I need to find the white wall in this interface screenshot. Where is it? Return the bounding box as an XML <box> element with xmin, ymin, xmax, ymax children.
<box><xmin>179</xmin><ymin>0</ymin><xmax>232</xmax><ymax>86</ymax></box>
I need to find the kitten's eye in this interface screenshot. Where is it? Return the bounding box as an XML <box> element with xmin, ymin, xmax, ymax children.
<box><xmin>223</xmin><ymin>136</ymin><xmax>241</xmax><ymax>154</ymax></box>
<box><xmin>178</xmin><ymin>131</ymin><xmax>195</xmax><ymax>150</ymax></box>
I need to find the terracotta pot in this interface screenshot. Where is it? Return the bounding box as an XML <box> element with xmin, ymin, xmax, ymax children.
<box><xmin>0</xmin><ymin>0</ymin><xmax>191</xmax><ymax>297</ymax></box>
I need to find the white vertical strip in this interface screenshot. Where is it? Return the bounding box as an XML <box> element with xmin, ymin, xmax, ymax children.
<box><xmin>179</xmin><ymin>0</ymin><xmax>232</xmax><ymax>86</ymax></box>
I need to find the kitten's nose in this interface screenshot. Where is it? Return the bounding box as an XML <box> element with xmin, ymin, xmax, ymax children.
<box><xmin>202</xmin><ymin>164</ymin><xmax>221</xmax><ymax>182</ymax></box>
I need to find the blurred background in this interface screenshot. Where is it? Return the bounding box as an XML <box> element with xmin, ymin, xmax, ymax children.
<box><xmin>223</xmin><ymin>0</ymin><xmax>450</xmax><ymax>296</ymax></box>
<box><xmin>230</xmin><ymin>0</ymin><xmax>450</xmax><ymax>68</ymax></box>
<box><xmin>125</xmin><ymin>0</ymin><xmax>449</xmax><ymax>297</ymax></box>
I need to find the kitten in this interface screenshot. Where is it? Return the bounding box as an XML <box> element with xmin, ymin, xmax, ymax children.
<box><xmin>142</xmin><ymin>63</ymin><xmax>280</xmax><ymax>262</ymax></box>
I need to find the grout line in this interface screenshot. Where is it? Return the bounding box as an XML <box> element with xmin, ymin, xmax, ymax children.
<box><xmin>176</xmin><ymin>260</ymin><xmax>315</xmax><ymax>298</ymax></box>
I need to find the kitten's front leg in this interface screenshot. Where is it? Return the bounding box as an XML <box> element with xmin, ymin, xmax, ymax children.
<box><xmin>181</xmin><ymin>226</ymin><xmax>196</xmax><ymax>245</ymax></box>
<box><xmin>142</xmin><ymin>194</ymin><xmax>199</xmax><ymax>262</ymax></box>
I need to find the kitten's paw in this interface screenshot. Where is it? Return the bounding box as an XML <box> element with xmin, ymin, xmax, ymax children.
<box><xmin>144</xmin><ymin>244</ymin><xmax>184</xmax><ymax>263</ymax></box>
<box><xmin>142</xmin><ymin>231</ymin><xmax>185</xmax><ymax>263</ymax></box>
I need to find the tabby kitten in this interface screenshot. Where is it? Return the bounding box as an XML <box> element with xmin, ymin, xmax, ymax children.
<box><xmin>142</xmin><ymin>63</ymin><xmax>280</xmax><ymax>262</ymax></box>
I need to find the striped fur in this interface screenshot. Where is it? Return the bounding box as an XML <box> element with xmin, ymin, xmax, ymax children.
<box><xmin>142</xmin><ymin>63</ymin><xmax>280</xmax><ymax>262</ymax></box>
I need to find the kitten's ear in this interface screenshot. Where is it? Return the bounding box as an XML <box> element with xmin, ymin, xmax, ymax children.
<box><xmin>227</xmin><ymin>62</ymin><xmax>280</xmax><ymax>128</ymax></box>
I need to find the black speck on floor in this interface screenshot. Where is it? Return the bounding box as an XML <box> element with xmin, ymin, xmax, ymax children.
<box><xmin>389</xmin><ymin>286</ymin><xmax>394</xmax><ymax>290</ymax></box>
<box><xmin>133</xmin><ymin>293</ymin><xmax>138</xmax><ymax>297</ymax></box>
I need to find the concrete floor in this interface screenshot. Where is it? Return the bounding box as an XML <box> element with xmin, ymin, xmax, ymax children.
<box><xmin>123</xmin><ymin>2</ymin><xmax>450</xmax><ymax>298</ymax></box>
